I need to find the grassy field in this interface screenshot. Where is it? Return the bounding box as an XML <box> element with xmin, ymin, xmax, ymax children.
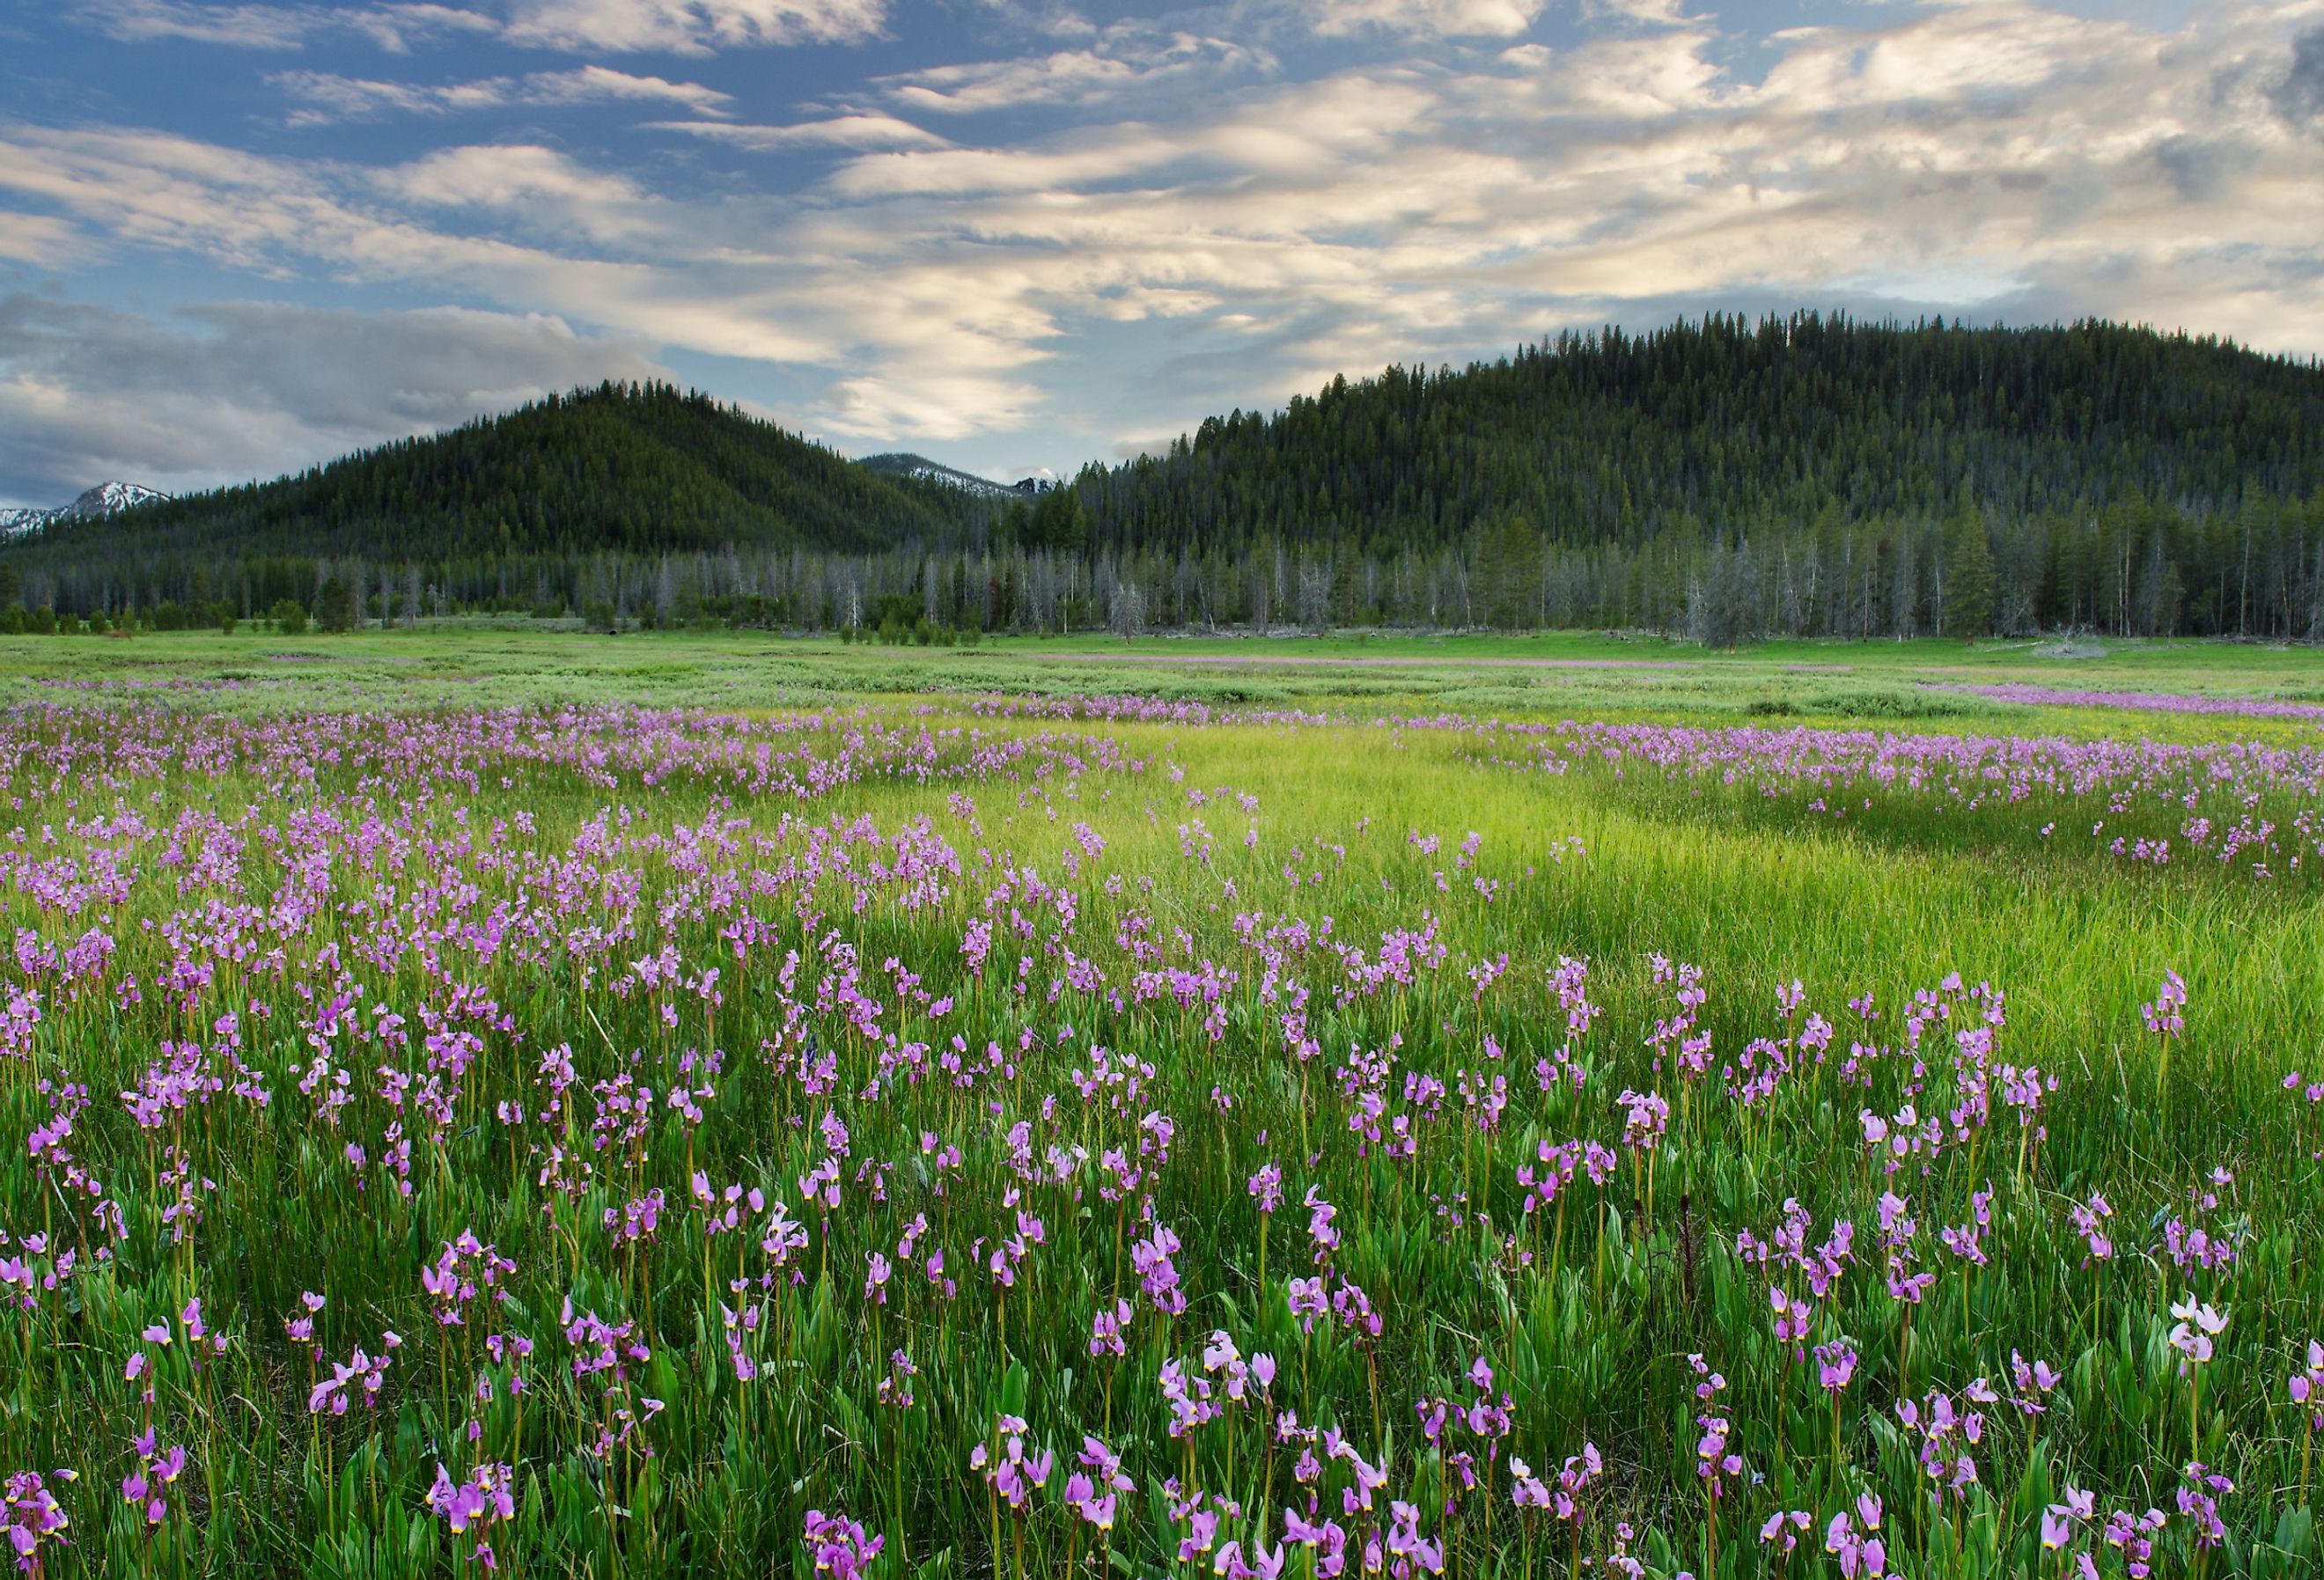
<box><xmin>6</xmin><ymin>625</ymin><xmax>2324</xmax><ymax>733</ymax></box>
<box><xmin>0</xmin><ymin>631</ymin><xmax>2319</xmax><ymax>1578</ymax></box>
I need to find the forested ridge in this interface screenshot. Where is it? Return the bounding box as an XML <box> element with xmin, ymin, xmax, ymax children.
<box><xmin>10</xmin><ymin>313</ymin><xmax>2324</xmax><ymax>639</ymax></box>
<box><xmin>0</xmin><ymin>380</ymin><xmax>982</xmax><ymax>624</ymax></box>
<box><xmin>1092</xmin><ymin>313</ymin><xmax>2324</xmax><ymax>546</ymax></box>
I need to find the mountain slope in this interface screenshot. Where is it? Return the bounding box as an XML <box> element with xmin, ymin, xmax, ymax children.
<box><xmin>9</xmin><ymin>382</ymin><xmax>982</xmax><ymax>567</ymax></box>
<box><xmin>858</xmin><ymin>453</ymin><xmax>1036</xmax><ymax>501</ymax></box>
<box><xmin>1074</xmin><ymin>313</ymin><xmax>2324</xmax><ymax>555</ymax></box>
<box><xmin>3</xmin><ymin>481</ymin><xmax>166</xmax><ymax>540</ymax></box>
<box><xmin>10</xmin><ymin>316</ymin><xmax>2324</xmax><ymax>639</ymax></box>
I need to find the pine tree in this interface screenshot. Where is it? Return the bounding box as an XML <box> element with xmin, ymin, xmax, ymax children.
<box><xmin>315</xmin><ymin>577</ymin><xmax>356</xmax><ymax>634</ymax></box>
<box><xmin>1942</xmin><ymin>500</ymin><xmax>1997</xmax><ymax>640</ymax></box>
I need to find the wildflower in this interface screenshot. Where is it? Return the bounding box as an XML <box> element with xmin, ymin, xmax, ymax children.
<box><xmin>971</xmin><ymin>1415</ymin><xmax>1052</xmax><ymax>1511</ymax></box>
<box><xmin>1247</xmin><ymin>1162</ymin><xmax>1283</xmax><ymax>1215</ymax></box>
<box><xmin>1065</xmin><ymin>1436</ymin><xmax>1133</xmax><ymax>1530</ymax></box>
<box><xmin>2009</xmin><ymin>1350</ymin><xmax>2061</xmax><ymax>1416</ymax></box>
<box><xmin>1510</xmin><ymin>1458</ymin><xmax>1551</xmax><ymax>1510</ymax></box>
<box><xmin>2175</xmin><ymin>1463</ymin><xmax>2232</xmax><ymax>1549</ymax></box>
<box><xmin>1823</xmin><ymin>1494</ymin><xmax>1886</xmax><ymax>1577</ymax></box>
<box><xmin>2069</xmin><ymin>1194</ymin><xmax>2114</xmax><ymax>1263</ymax></box>
<box><xmin>1759</xmin><ymin>1510</ymin><xmax>1810</xmax><ymax>1554</ymax></box>
<box><xmin>424</xmin><ymin>1462</ymin><xmax>516</xmax><ymax>1570</ymax></box>
<box><xmin>3</xmin><ymin>1471</ymin><xmax>70</xmax><ymax>1573</ymax></box>
<box><xmin>2041</xmin><ymin>1486</ymin><xmax>2094</xmax><ymax>1551</ymax></box>
<box><xmin>803</xmin><ymin>1509</ymin><xmax>884</xmax><ymax>1580</ymax></box>
<box><xmin>2291</xmin><ymin>1340</ymin><xmax>2324</xmax><ymax>1429</ymax></box>
<box><xmin>2141</xmin><ymin>971</ymin><xmax>2187</xmax><ymax>1038</ymax></box>
<box><xmin>119</xmin><ymin>1434</ymin><xmax>187</xmax><ymax>1528</ymax></box>
<box><xmin>2167</xmin><ymin>1297</ymin><xmax>2228</xmax><ymax>1372</ymax></box>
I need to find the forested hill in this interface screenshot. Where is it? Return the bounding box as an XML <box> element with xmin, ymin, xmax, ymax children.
<box><xmin>5</xmin><ymin>379</ymin><xmax>982</xmax><ymax>577</ymax></box>
<box><xmin>1077</xmin><ymin>314</ymin><xmax>2324</xmax><ymax>553</ymax></box>
<box><xmin>9</xmin><ymin>316</ymin><xmax>2324</xmax><ymax>638</ymax></box>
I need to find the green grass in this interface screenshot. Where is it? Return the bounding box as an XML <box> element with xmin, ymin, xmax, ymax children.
<box><xmin>0</xmin><ymin>636</ymin><xmax>2318</xmax><ymax>1578</ymax></box>
<box><xmin>8</xmin><ymin>626</ymin><xmax>2321</xmax><ymax>739</ymax></box>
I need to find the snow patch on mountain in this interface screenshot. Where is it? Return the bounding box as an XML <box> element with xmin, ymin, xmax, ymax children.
<box><xmin>857</xmin><ymin>453</ymin><xmax>1036</xmax><ymax>501</ymax></box>
<box><xmin>1</xmin><ymin>481</ymin><xmax>166</xmax><ymax>540</ymax></box>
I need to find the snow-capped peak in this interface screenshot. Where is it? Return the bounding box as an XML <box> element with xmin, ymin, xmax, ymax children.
<box><xmin>857</xmin><ymin>452</ymin><xmax>1036</xmax><ymax>501</ymax></box>
<box><xmin>1</xmin><ymin>481</ymin><xmax>166</xmax><ymax>540</ymax></box>
<box><xmin>63</xmin><ymin>481</ymin><xmax>165</xmax><ymax>518</ymax></box>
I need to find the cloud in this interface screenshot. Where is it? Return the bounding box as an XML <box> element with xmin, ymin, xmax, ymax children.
<box><xmin>497</xmin><ymin>0</ymin><xmax>886</xmax><ymax>53</ymax></box>
<box><xmin>18</xmin><ymin>0</ymin><xmax>2324</xmax><ymax>473</ymax></box>
<box><xmin>0</xmin><ymin>124</ymin><xmax>838</xmax><ymax>360</ymax></box>
<box><xmin>70</xmin><ymin>0</ymin><xmax>495</xmax><ymax>51</ymax></box>
<box><xmin>383</xmin><ymin>143</ymin><xmax>651</xmax><ymax>209</ymax></box>
<box><xmin>2274</xmin><ymin>24</ymin><xmax>2324</xmax><ymax>124</ymax></box>
<box><xmin>0</xmin><ymin>294</ymin><xmax>666</xmax><ymax>503</ymax></box>
<box><xmin>74</xmin><ymin>0</ymin><xmax>881</xmax><ymax>54</ymax></box>
<box><xmin>1293</xmin><ymin>0</ymin><xmax>1547</xmax><ymax>40</ymax></box>
<box><xmin>0</xmin><ymin>212</ymin><xmax>86</xmax><ymax>265</ymax></box>
<box><xmin>879</xmin><ymin>28</ymin><xmax>1273</xmax><ymax>114</ymax></box>
<box><xmin>271</xmin><ymin>65</ymin><xmax>735</xmax><ymax>125</ymax></box>
<box><xmin>646</xmin><ymin>114</ymin><xmax>948</xmax><ymax>150</ymax></box>
<box><xmin>530</xmin><ymin>65</ymin><xmax>736</xmax><ymax>111</ymax></box>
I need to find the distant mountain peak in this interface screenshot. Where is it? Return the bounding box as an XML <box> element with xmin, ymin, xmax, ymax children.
<box><xmin>65</xmin><ymin>481</ymin><xmax>165</xmax><ymax>518</ymax></box>
<box><xmin>858</xmin><ymin>452</ymin><xmax>1036</xmax><ymax>501</ymax></box>
<box><xmin>0</xmin><ymin>383</ymin><xmax>991</xmax><ymax>568</ymax></box>
<box><xmin>1</xmin><ymin>481</ymin><xmax>165</xmax><ymax>540</ymax></box>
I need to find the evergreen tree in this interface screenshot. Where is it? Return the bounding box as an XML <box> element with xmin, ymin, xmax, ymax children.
<box><xmin>11</xmin><ymin>318</ymin><xmax>2324</xmax><ymax>641</ymax></box>
<box><xmin>315</xmin><ymin>577</ymin><xmax>355</xmax><ymax>633</ymax></box>
<box><xmin>1942</xmin><ymin>500</ymin><xmax>1997</xmax><ymax>639</ymax></box>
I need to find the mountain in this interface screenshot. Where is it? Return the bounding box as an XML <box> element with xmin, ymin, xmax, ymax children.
<box><xmin>1074</xmin><ymin>313</ymin><xmax>2324</xmax><ymax>556</ymax></box>
<box><xmin>858</xmin><ymin>453</ymin><xmax>1037</xmax><ymax>501</ymax></box>
<box><xmin>10</xmin><ymin>316</ymin><xmax>2324</xmax><ymax>639</ymax></box>
<box><xmin>5</xmin><ymin>382</ymin><xmax>985</xmax><ymax>570</ymax></box>
<box><xmin>1051</xmin><ymin>312</ymin><xmax>2324</xmax><ymax>637</ymax></box>
<box><xmin>2</xmin><ymin>481</ymin><xmax>166</xmax><ymax>540</ymax></box>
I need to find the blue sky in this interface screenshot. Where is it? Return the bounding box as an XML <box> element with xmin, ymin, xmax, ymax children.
<box><xmin>1</xmin><ymin>0</ymin><xmax>2318</xmax><ymax>505</ymax></box>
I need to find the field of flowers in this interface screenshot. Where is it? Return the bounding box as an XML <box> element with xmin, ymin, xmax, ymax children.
<box><xmin>2</xmin><ymin>680</ymin><xmax>2321</xmax><ymax>1579</ymax></box>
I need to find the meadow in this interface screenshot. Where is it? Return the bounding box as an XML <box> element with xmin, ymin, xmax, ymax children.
<box><xmin>0</xmin><ymin>628</ymin><xmax>2320</xmax><ymax>1578</ymax></box>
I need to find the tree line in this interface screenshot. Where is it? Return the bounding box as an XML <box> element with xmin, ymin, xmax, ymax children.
<box><xmin>7</xmin><ymin>315</ymin><xmax>2324</xmax><ymax>641</ymax></box>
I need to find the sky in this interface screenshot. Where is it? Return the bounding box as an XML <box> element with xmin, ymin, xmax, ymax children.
<box><xmin>2</xmin><ymin>0</ymin><xmax>2321</xmax><ymax>506</ymax></box>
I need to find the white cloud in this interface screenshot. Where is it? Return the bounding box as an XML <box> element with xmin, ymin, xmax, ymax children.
<box><xmin>271</xmin><ymin>65</ymin><xmax>734</xmax><ymax>125</ymax></box>
<box><xmin>497</xmin><ymin>0</ymin><xmax>886</xmax><ymax>53</ymax></box>
<box><xmin>0</xmin><ymin>125</ymin><xmax>837</xmax><ymax>360</ymax></box>
<box><xmin>646</xmin><ymin>114</ymin><xmax>949</xmax><ymax>150</ymax></box>
<box><xmin>74</xmin><ymin>0</ymin><xmax>881</xmax><ymax>54</ymax></box>
<box><xmin>18</xmin><ymin>0</ymin><xmax>2324</xmax><ymax>474</ymax></box>
<box><xmin>0</xmin><ymin>212</ymin><xmax>87</xmax><ymax>266</ymax></box>
<box><xmin>70</xmin><ymin>0</ymin><xmax>495</xmax><ymax>51</ymax></box>
<box><xmin>1294</xmin><ymin>0</ymin><xmax>1548</xmax><ymax>40</ymax></box>
<box><xmin>879</xmin><ymin>29</ymin><xmax>1272</xmax><ymax>113</ymax></box>
<box><xmin>383</xmin><ymin>143</ymin><xmax>652</xmax><ymax>210</ymax></box>
<box><xmin>0</xmin><ymin>294</ymin><xmax>666</xmax><ymax>502</ymax></box>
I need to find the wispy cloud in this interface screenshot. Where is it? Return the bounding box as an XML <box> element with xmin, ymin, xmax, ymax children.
<box><xmin>70</xmin><ymin>0</ymin><xmax>495</xmax><ymax>51</ymax></box>
<box><xmin>16</xmin><ymin>0</ymin><xmax>2324</xmax><ymax>491</ymax></box>
<box><xmin>645</xmin><ymin>114</ymin><xmax>948</xmax><ymax>151</ymax></box>
<box><xmin>879</xmin><ymin>26</ymin><xmax>1274</xmax><ymax>113</ymax></box>
<box><xmin>272</xmin><ymin>65</ymin><xmax>736</xmax><ymax>125</ymax></box>
<box><xmin>72</xmin><ymin>0</ymin><xmax>884</xmax><ymax>54</ymax></box>
<box><xmin>496</xmin><ymin>0</ymin><xmax>887</xmax><ymax>53</ymax></box>
<box><xmin>1290</xmin><ymin>0</ymin><xmax>1548</xmax><ymax>40</ymax></box>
